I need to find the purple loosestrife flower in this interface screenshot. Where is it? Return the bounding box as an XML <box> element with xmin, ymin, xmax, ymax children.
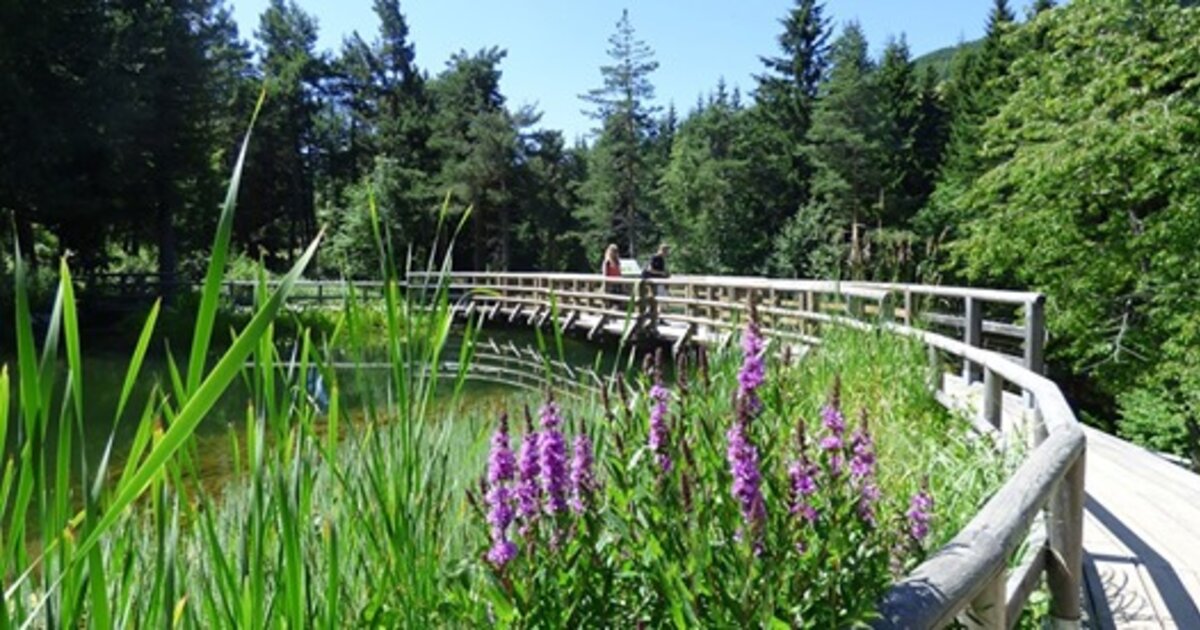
<box><xmin>539</xmin><ymin>400</ymin><xmax>569</xmax><ymax>516</ymax></box>
<box><xmin>648</xmin><ymin>383</ymin><xmax>673</xmax><ymax>473</ymax></box>
<box><xmin>489</xmin><ymin>419</ymin><xmax>517</xmax><ymax>485</ymax></box>
<box><xmin>849</xmin><ymin>426</ymin><xmax>876</xmax><ymax>479</ymax></box>
<box><xmin>569</xmin><ymin>433</ymin><xmax>595</xmax><ymax>514</ymax></box>
<box><xmin>738</xmin><ymin>316</ymin><xmax>767</xmax><ymax>416</ymax></box>
<box><xmin>907</xmin><ymin>484</ymin><xmax>934</xmax><ymax>543</ymax></box>
<box><xmin>788</xmin><ymin>457</ymin><xmax>820</xmax><ymax>524</ymax></box>
<box><xmin>819</xmin><ymin>388</ymin><xmax>847</xmax><ymax>476</ymax></box>
<box><xmin>515</xmin><ymin>430</ymin><xmax>541</xmax><ymax>532</ymax></box>
<box><xmin>849</xmin><ymin>411</ymin><xmax>880</xmax><ymax>525</ymax></box>
<box><xmin>485</xmin><ymin>415</ymin><xmax>518</xmax><ymax>568</ymax></box>
<box><xmin>727</xmin><ymin>415</ymin><xmax>766</xmax><ymax>551</ymax></box>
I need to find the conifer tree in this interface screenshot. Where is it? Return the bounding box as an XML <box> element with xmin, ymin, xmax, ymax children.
<box><xmin>787</xmin><ymin>22</ymin><xmax>881</xmax><ymax>278</ymax></box>
<box><xmin>876</xmin><ymin>37</ymin><xmax>922</xmax><ymax>225</ymax></box>
<box><xmin>579</xmin><ymin>9</ymin><xmax>660</xmax><ymax>259</ymax></box>
<box><xmin>660</xmin><ymin>84</ymin><xmax>756</xmax><ymax>273</ymax></box>
<box><xmin>751</xmin><ymin>0</ymin><xmax>830</xmax><ymax>253</ymax></box>
<box><xmin>241</xmin><ymin>0</ymin><xmax>324</xmax><ymax>265</ymax></box>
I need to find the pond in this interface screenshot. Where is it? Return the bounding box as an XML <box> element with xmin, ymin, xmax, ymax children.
<box><xmin>1</xmin><ymin>324</ymin><xmax>628</xmax><ymax>494</ymax></box>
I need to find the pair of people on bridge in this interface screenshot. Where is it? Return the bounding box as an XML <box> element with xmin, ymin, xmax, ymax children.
<box><xmin>603</xmin><ymin>243</ymin><xmax>669</xmax><ymax>296</ymax></box>
<box><xmin>602</xmin><ymin>243</ymin><xmax>670</xmax><ymax>279</ymax></box>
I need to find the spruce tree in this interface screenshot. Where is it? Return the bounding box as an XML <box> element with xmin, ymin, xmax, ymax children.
<box><xmin>791</xmin><ymin>22</ymin><xmax>881</xmax><ymax>278</ymax></box>
<box><xmin>876</xmin><ymin>37</ymin><xmax>922</xmax><ymax>225</ymax></box>
<box><xmin>751</xmin><ymin>0</ymin><xmax>830</xmax><ymax>249</ymax></box>
<box><xmin>579</xmin><ymin>9</ymin><xmax>660</xmax><ymax>259</ymax></box>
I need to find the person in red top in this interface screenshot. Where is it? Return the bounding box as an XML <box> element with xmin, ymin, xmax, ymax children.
<box><xmin>602</xmin><ymin>244</ymin><xmax>621</xmax><ymax>277</ymax></box>
<box><xmin>602</xmin><ymin>244</ymin><xmax>622</xmax><ymax>296</ymax></box>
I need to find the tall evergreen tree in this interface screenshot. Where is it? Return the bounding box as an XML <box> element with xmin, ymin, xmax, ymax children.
<box><xmin>241</xmin><ymin>0</ymin><xmax>324</xmax><ymax>266</ymax></box>
<box><xmin>916</xmin><ymin>0</ymin><xmax>1019</xmax><ymax>260</ymax></box>
<box><xmin>431</xmin><ymin>48</ymin><xmax>524</xmax><ymax>269</ymax></box>
<box><xmin>660</xmin><ymin>85</ymin><xmax>756</xmax><ymax>273</ymax></box>
<box><xmin>780</xmin><ymin>22</ymin><xmax>881</xmax><ymax>278</ymax></box>
<box><xmin>876</xmin><ymin>37</ymin><xmax>923</xmax><ymax>226</ymax></box>
<box><xmin>750</xmin><ymin>0</ymin><xmax>830</xmax><ymax>269</ymax></box>
<box><xmin>579</xmin><ymin>9</ymin><xmax>660</xmax><ymax>259</ymax></box>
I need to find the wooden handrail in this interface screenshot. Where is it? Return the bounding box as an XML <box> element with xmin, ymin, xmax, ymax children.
<box><xmin>413</xmin><ymin>271</ymin><xmax>1083</xmax><ymax>629</ymax></box>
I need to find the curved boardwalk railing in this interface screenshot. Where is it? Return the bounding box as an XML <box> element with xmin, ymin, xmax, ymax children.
<box><xmin>408</xmin><ymin>271</ymin><xmax>1086</xmax><ymax>630</ymax></box>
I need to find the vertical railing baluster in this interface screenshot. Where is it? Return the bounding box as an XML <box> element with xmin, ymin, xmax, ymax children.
<box><xmin>963</xmin><ymin>296</ymin><xmax>982</xmax><ymax>383</ymax></box>
<box><xmin>982</xmin><ymin>367</ymin><xmax>1002</xmax><ymax>431</ymax></box>
<box><xmin>1048</xmin><ymin>451</ymin><xmax>1085</xmax><ymax>628</ymax></box>
<box><xmin>1023</xmin><ymin>295</ymin><xmax>1046</xmax><ymax>407</ymax></box>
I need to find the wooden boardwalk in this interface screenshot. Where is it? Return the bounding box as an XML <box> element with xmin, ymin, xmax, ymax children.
<box><xmin>942</xmin><ymin>377</ymin><xmax>1200</xmax><ymax>629</ymax></box>
<box><xmin>1082</xmin><ymin>426</ymin><xmax>1200</xmax><ymax>629</ymax></box>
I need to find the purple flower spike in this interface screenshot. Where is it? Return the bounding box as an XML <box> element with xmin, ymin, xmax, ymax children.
<box><xmin>539</xmin><ymin>401</ymin><xmax>569</xmax><ymax>516</ymax></box>
<box><xmin>788</xmin><ymin>458</ymin><xmax>820</xmax><ymax>524</ymax></box>
<box><xmin>486</xmin><ymin>539</ymin><xmax>518</xmax><ymax>567</ymax></box>
<box><xmin>569</xmin><ymin>433</ymin><xmax>596</xmax><ymax>514</ymax></box>
<box><xmin>727</xmin><ymin>419</ymin><xmax>766</xmax><ymax>549</ymax></box>
<box><xmin>488</xmin><ymin>422</ymin><xmax>517</xmax><ymax>485</ymax></box>
<box><xmin>907</xmin><ymin>485</ymin><xmax>934</xmax><ymax>543</ymax></box>
<box><xmin>738</xmin><ymin>314</ymin><xmax>767</xmax><ymax>416</ymax></box>
<box><xmin>849</xmin><ymin>412</ymin><xmax>875</xmax><ymax>480</ymax></box>
<box><xmin>648</xmin><ymin>384</ymin><xmax>673</xmax><ymax>473</ymax></box>
<box><xmin>485</xmin><ymin>416</ymin><xmax>518</xmax><ymax>568</ymax></box>
<box><xmin>821</xmin><ymin>403</ymin><xmax>845</xmax><ymax>437</ymax></box>
<box><xmin>515</xmin><ymin>430</ymin><xmax>541</xmax><ymax>531</ymax></box>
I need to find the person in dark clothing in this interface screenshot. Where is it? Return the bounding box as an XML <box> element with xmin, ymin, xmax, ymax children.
<box><xmin>644</xmin><ymin>244</ymin><xmax>670</xmax><ymax>279</ymax></box>
<box><xmin>643</xmin><ymin>244</ymin><xmax>670</xmax><ymax>297</ymax></box>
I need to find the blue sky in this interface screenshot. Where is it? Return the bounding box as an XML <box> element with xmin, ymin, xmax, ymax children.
<box><xmin>229</xmin><ymin>1</ymin><xmax>1037</xmax><ymax>141</ymax></box>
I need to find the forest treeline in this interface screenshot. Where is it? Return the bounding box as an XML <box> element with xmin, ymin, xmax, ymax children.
<box><xmin>1</xmin><ymin>0</ymin><xmax>1198</xmax><ymax>456</ymax></box>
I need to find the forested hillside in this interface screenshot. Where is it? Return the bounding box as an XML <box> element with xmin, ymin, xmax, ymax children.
<box><xmin>2</xmin><ymin>0</ymin><xmax>1198</xmax><ymax>454</ymax></box>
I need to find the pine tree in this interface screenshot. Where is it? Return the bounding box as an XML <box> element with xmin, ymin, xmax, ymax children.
<box><xmin>431</xmin><ymin>48</ymin><xmax>523</xmax><ymax>270</ymax></box>
<box><xmin>579</xmin><ymin>9</ymin><xmax>660</xmax><ymax>259</ymax></box>
<box><xmin>751</xmin><ymin>0</ymin><xmax>830</xmax><ymax>248</ymax></box>
<box><xmin>876</xmin><ymin>37</ymin><xmax>922</xmax><ymax>225</ymax></box>
<box><xmin>241</xmin><ymin>0</ymin><xmax>325</xmax><ymax>266</ymax></box>
<box><xmin>792</xmin><ymin>22</ymin><xmax>881</xmax><ymax>278</ymax></box>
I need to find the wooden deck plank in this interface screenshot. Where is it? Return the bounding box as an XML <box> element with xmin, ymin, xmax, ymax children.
<box><xmin>942</xmin><ymin>375</ymin><xmax>1200</xmax><ymax>629</ymax></box>
<box><xmin>1081</xmin><ymin>426</ymin><xmax>1200</xmax><ymax>629</ymax></box>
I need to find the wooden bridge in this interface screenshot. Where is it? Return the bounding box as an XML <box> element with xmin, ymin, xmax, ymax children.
<box><xmin>407</xmin><ymin>272</ymin><xmax>1197</xmax><ymax>629</ymax></box>
<box><xmin>88</xmin><ymin>270</ymin><xmax>1199</xmax><ymax>627</ymax></box>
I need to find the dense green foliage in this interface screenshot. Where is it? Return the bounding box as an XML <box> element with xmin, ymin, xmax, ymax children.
<box><xmin>2</xmin><ymin>0</ymin><xmax>1197</xmax><ymax>458</ymax></box>
<box><xmin>945</xmin><ymin>0</ymin><xmax>1200</xmax><ymax>458</ymax></box>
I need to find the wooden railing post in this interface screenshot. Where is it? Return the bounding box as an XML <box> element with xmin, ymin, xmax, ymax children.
<box><xmin>928</xmin><ymin>344</ymin><xmax>941</xmax><ymax>394</ymax></box>
<box><xmin>981</xmin><ymin>367</ymin><xmax>1002</xmax><ymax>431</ymax></box>
<box><xmin>1023</xmin><ymin>295</ymin><xmax>1046</xmax><ymax>407</ymax></box>
<box><xmin>1047</xmin><ymin>451</ymin><xmax>1085</xmax><ymax>628</ymax></box>
<box><xmin>903</xmin><ymin>289</ymin><xmax>914</xmax><ymax>326</ymax></box>
<box><xmin>963</xmin><ymin>296</ymin><xmax>983</xmax><ymax>383</ymax></box>
<box><xmin>964</xmin><ymin>570</ymin><xmax>1006</xmax><ymax>629</ymax></box>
